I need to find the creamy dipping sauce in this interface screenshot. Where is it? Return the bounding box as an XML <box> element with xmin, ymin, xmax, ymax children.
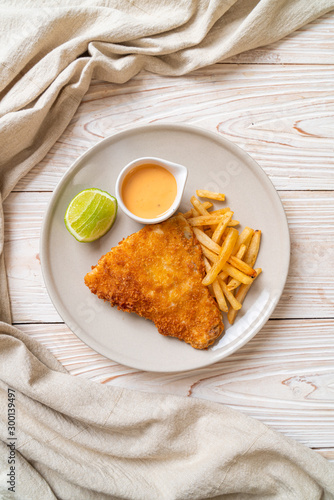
<box><xmin>122</xmin><ymin>164</ymin><xmax>177</xmax><ymax>219</ymax></box>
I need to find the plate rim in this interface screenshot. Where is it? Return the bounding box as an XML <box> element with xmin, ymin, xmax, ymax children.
<box><xmin>40</xmin><ymin>122</ymin><xmax>290</xmax><ymax>372</ymax></box>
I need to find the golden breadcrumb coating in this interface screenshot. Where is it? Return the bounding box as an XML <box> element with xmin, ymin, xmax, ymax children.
<box><xmin>84</xmin><ymin>215</ymin><xmax>224</xmax><ymax>349</ymax></box>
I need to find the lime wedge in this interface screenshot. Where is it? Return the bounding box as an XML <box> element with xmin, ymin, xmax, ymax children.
<box><xmin>64</xmin><ymin>188</ymin><xmax>118</xmax><ymax>242</ymax></box>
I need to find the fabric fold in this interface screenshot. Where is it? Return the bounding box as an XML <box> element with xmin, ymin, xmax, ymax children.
<box><xmin>1</xmin><ymin>324</ymin><xmax>334</xmax><ymax>499</ymax></box>
<box><xmin>2</xmin><ymin>0</ymin><xmax>334</xmax><ymax>202</ymax></box>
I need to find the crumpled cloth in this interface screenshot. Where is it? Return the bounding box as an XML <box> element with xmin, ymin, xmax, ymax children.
<box><xmin>1</xmin><ymin>1</ymin><xmax>334</xmax><ymax>498</ymax></box>
<box><xmin>1</xmin><ymin>323</ymin><xmax>334</xmax><ymax>499</ymax></box>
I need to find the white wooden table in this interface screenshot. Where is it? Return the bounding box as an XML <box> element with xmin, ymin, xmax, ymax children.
<box><xmin>4</xmin><ymin>12</ymin><xmax>334</xmax><ymax>461</ymax></box>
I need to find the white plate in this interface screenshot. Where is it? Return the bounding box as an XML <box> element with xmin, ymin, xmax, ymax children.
<box><xmin>40</xmin><ymin>124</ymin><xmax>290</xmax><ymax>372</ymax></box>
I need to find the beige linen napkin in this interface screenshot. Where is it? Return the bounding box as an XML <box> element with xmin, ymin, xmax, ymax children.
<box><xmin>1</xmin><ymin>1</ymin><xmax>334</xmax><ymax>498</ymax></box>
<box><xmin>1</xmin><ymin>323</ymin><xmax>334</xmax><ymax>499</ymax></box>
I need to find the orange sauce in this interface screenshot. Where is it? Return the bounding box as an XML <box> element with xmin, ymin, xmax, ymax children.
<box><xmin>122</xmin><ymin>163</ymin><xmax>177</xmax><ymax>219</ymax></box>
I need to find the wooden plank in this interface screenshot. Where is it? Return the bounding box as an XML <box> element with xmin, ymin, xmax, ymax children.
<box><xmin>315</xmin><ymin>449</ymin><xmax>334</xmax><ymax>462</ymax></box>
<box><xmin>272</xmin><ymin>191</ymin><xmax>334</xmax><ymax>319</ymax></box>
<box><xmin>3</xmin><ymin>191</ymin><xmax>334</xmax><ymax>323</ymax></box>
<box><xmin>17</xmin><ymin>319</ymin><xmax>334</xmax><ymax>450</ymax></box>
<box><xmin>14</xmin><ymin>64</ymin><xmax>334</xmax><ymax>193</ymax></box>
<box><xmin>225</xmin><ymin>13</ymin><xmax>334</xmax><ymax>65</ymax></box>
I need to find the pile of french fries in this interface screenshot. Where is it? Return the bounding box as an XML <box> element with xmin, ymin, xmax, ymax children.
<box><xmin>182</xmin><ymin>189</ymin><xmax>262</xmax><ymax>325</ymax></box>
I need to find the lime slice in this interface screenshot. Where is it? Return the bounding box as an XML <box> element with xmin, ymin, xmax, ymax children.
<box><xmin>64</xmin><ymin>188</ymin><xmax>118</xmax><ymax>242</ymax></box>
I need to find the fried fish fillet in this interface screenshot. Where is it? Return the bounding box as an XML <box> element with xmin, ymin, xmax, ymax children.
<box><xmin>84</xmin><ymin>214</ymin><xmax>224</xmax><ymax>349</ymax></box>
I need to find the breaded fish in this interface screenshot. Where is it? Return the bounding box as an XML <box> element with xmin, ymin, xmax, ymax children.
<box><xmin>84</xmin><ymin>214</ymin><xmax>224</xmax><ymax>349</ymax></box>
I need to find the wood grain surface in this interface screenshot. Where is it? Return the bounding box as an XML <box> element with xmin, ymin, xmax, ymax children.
<box><xmin>16</xmin><ymin>64</ymin><xmax>334</xmax><ymax>192</ymax></box>
<box><xmin>4</xmin><ymin>12</ymin><xmax>334</xmax><ymax>460</ymax></box>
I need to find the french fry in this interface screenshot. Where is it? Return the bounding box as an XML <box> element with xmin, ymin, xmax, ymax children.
<box><xmin>201</xmin><ymin>245</ymin><xmax>234</xmax><ymax>286</ymax></box>
<box><xmin>212</xmin><ymin>212</ymin><xmax>233</xmax><ymax>243</ymax></box>
<box><xmin>191</xmin><ymin>196</ymin><xmax>211</xmax><ymax>216</ymax></box>
<box><xmin>201</xmin><ymin>201</ymin><xmax>213</xmax><ymax>210</ymax></box>
<box><xmin>232</xmin><ymin>227</ymin><xmax>254</xmax><ymax>256</ymax></box>
<box><xmin>212</xmin><ymin>280</ymin><xmax>228</xmax><ymax>312</ymax></box>
<box><xmin>188</xmin><ymin>215</ymin><xmax>232</xmax><ymax>226</ymax></box>
<box><xmin>204</xmin><ymin>228</ymin><xmax>214</xmax><ymax>238</ymax></box>
<box><xmin>227</xmin><ymin>268</ymin><xmax>262</xmax><ymax>324</ymax></box>
<box><xmin>236</xmin><ymin>243</ymin><xmax>247</xmax><ymax>260</ymax></box>
<box><xmin>226</xmin><ymin>242</ymin><xmax>248</xmax><ymax>290</ymax></box>
<box><xmin>244</xmin><ymin>230</ymin><xmax>262</xmax><ymax>267</ymax></box>
<box><xmin>188</xmin><ymin>191</ymin><xmax>262</xmax><ymax>326</ymax></box>
<box><xmin>218</xmin><ymin>271</ymin><xmax>229</xmax><ymax>281</ymax></box>
<box><xmin>218</xmin><ymin>278</ymin><xmax>242</xmax><ymax>310</ymax></box>
<box><xmin>220</xmin><ymin>263</ymin><xmax>254</xmax><ymax>285</ymax></box>
<box><xmin>190</xmin><ymin>206</ymin><xmax>204</xmax><ymax>230</ymax></box>
<box><xmin>227</xmin><ymin>220</ymin><xmax>240</xmax><ymax>227</ymax></box>
<box><xmin>182</xmin><ymin>201</ymin><xmax>213</xmax><ymax>218</ymax></box>
<box><xmin>202</xmin><ymin>244</ymin><xmax>231</xmax><ymax>281</ymax></box>
<box><xmin>182</xmin><ymin>209</ymin><xmax>192</xmax><ymax>219</ymax></box>
<box><xmin>227</xmin><ymin>281</ymin><xmax>239</xmax><ymax>291</ymax></box>
<box><xmin>203</xmin><ymin>256</ymin><xmax>212</xmax><ymax>273</ymax></box>
<box><xmin>208</xmin><ymin>207</ymin><xmax>231</xmax><ymax>216</ymax></box>
<box><xmin>196</xmin><ymin>190</ymin><xmax>225</xmax><ymax>201</ymax></box>
<box><xmin>200</xmin><ymin>245</ymin><xmax>230</xmax><ymax>282</ymax></box>
<box><xmin>200</xmin><ymin>245</ymin><xmax>218</xmax><ymax>263</ymax></box>
<box><xmin>193</xmin><ymin>228</ymin><xmax>221</xmax><ymax>254</ymax></box>
<box><xmin>228</xmin><ymin>230</ymin><xmax>261</xmax><ymax>290</ymax></box>
<box><xmin>190</xmin><ymin>196</ymin><xmax>214</xmax><ymax>231</ymax></box>
<box><xmin>202</xmin><ymin>228</ymin><xmax>239</xmax><ymax>286</ymax></box>
<box><xmin>203</xmin><ymin>258</ymin><xmax>228</xmax><ymax>312</ymax></box>
<box><xmin>221</xmin><ymin>227</ymin><xmax>230</xmax><ymax>240</ymax></box>
<box><xmin>227</xmin><ymin>256</ymin><xmax>257</xmax><ymax>278</ymax></box>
